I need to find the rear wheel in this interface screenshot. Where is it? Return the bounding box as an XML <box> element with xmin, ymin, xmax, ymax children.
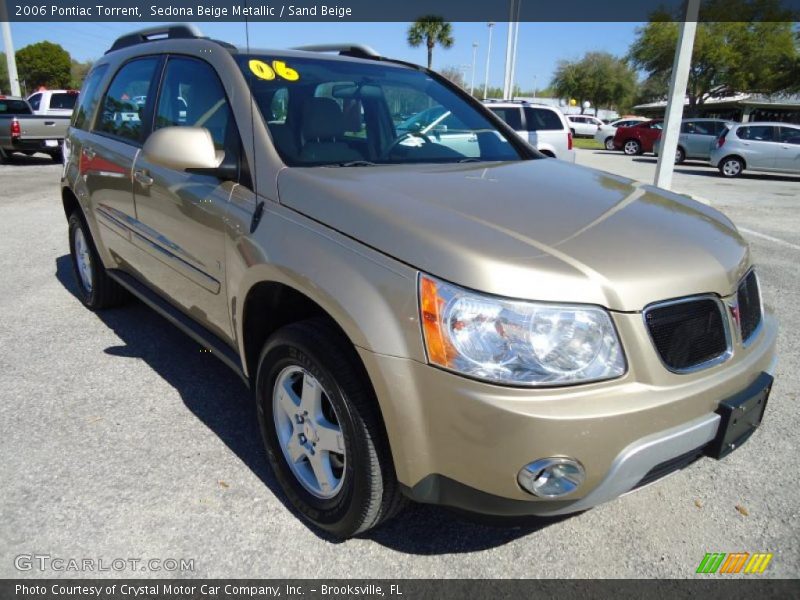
<box><xmin>68</xmin><ymin>213</ymin><xmax>128</xmax><ymax>309</ymax></box>
<box><xmin>604</xmin><ymin>136</ymin><xmax>615</xmax><ymax>151</ymax></box>
<box><xmin>675</xmin><ymin>146</ymin><xmax>686</xmax><ymax>164</ymax></box>
<box><xmin>256</xmin><ymin>318</ymin><xmax>405</xmax><ymax>538</ymax></box>
<box><xmin>50</xmin><ymin>150</ymin><xmax>64</xmax><ymax>164</ymax></box>
<box><xmin>0</xmin><ymin>148</ymin><xmax>11</xmax><ymax>164</ymax></box>
<box><xmin>719</xmin><ymin>156</ymin><xmax>744</xmax><ymax>178</ymax></box>
<box><xmin>623</xmin><ymin>139</ymin><xmax>642</xmax><ymax>155</ymax></box>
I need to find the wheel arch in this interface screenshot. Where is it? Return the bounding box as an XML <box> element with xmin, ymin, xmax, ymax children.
<box><xmin>721</xmin><ymin>154</ymin><xmax>747</xmax><ymax>169</ymax></box>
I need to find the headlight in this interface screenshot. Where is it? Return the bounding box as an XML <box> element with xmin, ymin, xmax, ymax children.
<box><xmin>419</xmin><ymin>274</ymin><xmax>625</xmax><ymax>386</ymax></box>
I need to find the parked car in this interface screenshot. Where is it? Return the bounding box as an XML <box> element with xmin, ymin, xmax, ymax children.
<box><xmin>62</xmin><ymin>26</ymin><xmax>776</xmax><ymax>538</ymax></box>
<box><xmin>26</xmin><ymin>89</ymin><xmax>79</xmax><ymax>116</ymax></box>
<box><xmin>0</xmin><ymin>95</ymin><xmax>70</xmax><ymax>163</ymax></box>
<box><xmin>613</xmin><ymin>119</ymin><xmax>664</xmax><ymax>155</ymax></box>
<box><xmin>594</xmin><ymin>117</ymin><xmax>648</xmax><ymax>150</ymax></box>
<box><xmin>653</xmin><ymin>118</ymin><xmax>734</xmax><ymax>164</ymax></box>
<box><xmin>710</xmin><ymin>121</ymin><xmax>800</xmax><ymax>177</ymax></box>
<box><xmin>566</xmin><ymin>114</ymin><xmax>604</xmax><ymax>137</ymax></box>
<box><xmin>484</xmin><ymin>100</ymin><xmax>575</xmax><ymax>162</ymax></box>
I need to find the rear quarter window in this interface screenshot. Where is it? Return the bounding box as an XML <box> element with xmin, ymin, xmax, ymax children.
<box><xmin>523</xmin><ymin>107</ymin><xmax>563</xmax><ymax>131</ymax></box>
<box><xmin>73</xmin><ymin>64</ymin><xmax>109</xmax><ymax>130</ymax></box>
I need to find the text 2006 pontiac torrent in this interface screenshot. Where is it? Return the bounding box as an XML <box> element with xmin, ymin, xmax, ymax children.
<box><xmin>61</xmin><ymin>26</ymin><xmax>777</xmax><ymax>537</ymax></box>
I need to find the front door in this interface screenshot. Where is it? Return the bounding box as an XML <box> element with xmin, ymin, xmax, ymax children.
<box><xmin>131</xmin><ymin>56</ymin><xmax>242</xmax><ymax>340</ymax></box>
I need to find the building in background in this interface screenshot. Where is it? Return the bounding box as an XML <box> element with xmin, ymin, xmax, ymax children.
<box><xmin>634</xmin><ymin>93</ymin><xmax>800</xmax><ymax>124</ymax></box>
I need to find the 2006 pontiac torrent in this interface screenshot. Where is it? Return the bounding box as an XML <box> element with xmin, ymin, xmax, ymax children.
<box><xmin>61</xmin><ymin>25</ymin><xmax>778</xmax><ymax>537</ymax></box>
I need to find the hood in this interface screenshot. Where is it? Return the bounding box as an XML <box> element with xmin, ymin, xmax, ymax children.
<box><xmin>277</xmin><ymin>160</ymin><xmax>750</xmax><ymax>311</ymax></box>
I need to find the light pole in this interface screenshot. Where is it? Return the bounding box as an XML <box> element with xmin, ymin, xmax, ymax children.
<box><xmin>483</xmin><ymin>22</ymin><xmax>494</xmax><ymax>99</ymax></box>
<box><xmin>469</xmin><ymin>42</ymin><xmax>478</xmax><ymax>96</ymax></box>
<box><xmin>532</xmin><ymin>75</ymin><xmax>537</xmax><ymax>99</ymax></box>
<box><xmin>0</xmin><ymin>3</ymin><xmax>21</xmax><ymax>96</ymax></box>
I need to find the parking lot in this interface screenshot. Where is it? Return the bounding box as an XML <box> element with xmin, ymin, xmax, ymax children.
<box><xmin>1</xmin><ymin>149</ymin><xmax>798</xmax><ymax>578</ymax></box>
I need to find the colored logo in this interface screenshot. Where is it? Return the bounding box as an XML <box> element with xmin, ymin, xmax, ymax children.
<box><xmin>697</xmin><ymin>552</ymin><xmax>773</xmax><ymax>574</ymax></box>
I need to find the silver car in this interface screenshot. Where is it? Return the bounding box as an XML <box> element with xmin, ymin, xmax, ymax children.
<box><xmin>485</xmin><ymin>100</ymin><xmax>576</xmax><ymax>162</ymax></box>
<box><xmin>710</xmin><ymin>122</ymin><xmax>800</xmax><ymax>178</ymax></box>
<box><xmin>653</xmin><ymin>118</ymin><xmax>733</xmax><ymax>164</ymax></box>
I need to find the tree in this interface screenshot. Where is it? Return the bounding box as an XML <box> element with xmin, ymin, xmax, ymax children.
<box><xmin>439</xmin><ymin>66</ymin><xmax>465</xmax><ymax>88</ymax></box>
<box><xmin>17</xmin><ymin>41</ymin><xmax>71</xmax><ymax>92</ymax></box>
<box><xmin>629</xmin><ymin>0</ymin><xmax>798</xmax><ymax>113</ymax></box>
<box><xmin>407</xmin><ymin>15</ymin><xmax>454</xmax><ymax>70</ymax></box>
<box><xmin>70</xmin><ymin>59</ymin><xmax>94</xmax><ymax>89</ymax></box>
<box><xmin>551</xmin><ymin>52</ymin><xmax>638</xmax><ymax>115</ymax></box>
<box><xmin>0</xmin><ymin>52</ymin><xmax>9</xmax><ymax>94</ymax></box>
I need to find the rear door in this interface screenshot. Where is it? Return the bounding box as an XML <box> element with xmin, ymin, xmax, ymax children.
<box><xmin>85</xmin><ymin>56</ymin><xmax>161</xmax><ymax>259</ymax></box>
<box><xmin>683</xmin><ymin>121</ymin><xmax>717</xmax><ymax>158</ymax></box>
<box><xmin>734</xmin><ymin>125</ymin><xmax>780</xmax><ymax>170</ymax></box>
<box><xmin>131</xmin><ymin>55</ymin><xmax>241</xmax><ymax>338</ymax></box>
<box><xmin>775</xmin><ymin>126</ymin><xmax>800</xmax><ymax>173</ymax></box>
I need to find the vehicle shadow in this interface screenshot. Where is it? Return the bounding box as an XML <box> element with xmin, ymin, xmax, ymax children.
<box><xmin>2</xmin><ymin>153</ymin><xmax>58</xmax><ymax>166</ymax></box>
<box><xmin>54</xmin><ymin>255</ymin><xmax>565</xmax><ymax>553</ymax></box>
<box><xmin>631</xmin><ymin>157</ymin><xmax>800</xmax><ymax>182</ymax></box>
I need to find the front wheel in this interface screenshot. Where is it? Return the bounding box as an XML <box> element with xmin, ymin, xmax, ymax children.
<box><xmin>604</xmin><ymin>137</ymin><xmax>615</xmax><ymax>151</ymax></box>
<box><xmin>719</xmin><ymin>156</ymin><xmax>744</xmax><ymax>178</ymax></box>
<box><xmin>675</xmin><ymin>146</ymin><xmax>686</xmax><ymax>164</ymax></box>
<box><xmin>256</xmin><ymin>318</ymin><xmax>405</xmax><ymax>538</ymax></box>
<box><xmin>623</xmin><ymin>139</ymin><xmax>642</xmax><ymax>155</ymax></box>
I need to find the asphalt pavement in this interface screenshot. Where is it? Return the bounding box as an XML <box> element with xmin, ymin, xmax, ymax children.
<box><xmin>0</xmin><ymin>150</ymin><xmax>798</xmax><ymax>578</ymax></box>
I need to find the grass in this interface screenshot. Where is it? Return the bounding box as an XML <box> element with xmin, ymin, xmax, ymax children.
<box><xmin>571</xmin><ymin>137</ymin><xmax>604</xmax><ymax>150</ymax></box>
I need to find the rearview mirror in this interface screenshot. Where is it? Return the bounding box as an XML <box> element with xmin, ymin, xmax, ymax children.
<box><xmin>142</xmin><ymin>126</ymin><xmax>222</xmax><ymax>172</ymax></box>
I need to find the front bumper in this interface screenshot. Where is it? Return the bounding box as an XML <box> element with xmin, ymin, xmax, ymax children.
<box><xmin>358</xmin><ymin>312</ymin><xmax>778</xmax><ymax>516</ymax></box>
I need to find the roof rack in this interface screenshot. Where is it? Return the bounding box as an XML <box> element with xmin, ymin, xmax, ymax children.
<box><xmin>107</xmin><ymin>24</ymin><xmax>204</xmax><ymax>54</ymax></box>
<box><xmin>292</xmin><ymin>44</ymin><xmax>380</xmax><ymax>59</ymax></box>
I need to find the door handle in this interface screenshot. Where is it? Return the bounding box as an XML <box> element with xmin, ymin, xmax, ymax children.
<box><xmin>45</xmin><ymin>121</ymin><xmax>56</xmax><ymax>126</ymax></box>
<box><xmin>134</xmin><ymin>169</ymin><xmax>154</xmax><ymax>186</ymax></box>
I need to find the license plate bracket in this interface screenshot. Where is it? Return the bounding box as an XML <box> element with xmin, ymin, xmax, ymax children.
<box><xmin>705</xmin><ymin>372</ymin><xmax>772</xmax><ymax>460</ymax></box>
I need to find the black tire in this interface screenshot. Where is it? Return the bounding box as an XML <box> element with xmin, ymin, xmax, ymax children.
<box><xmin>623</xmin><ymin>139</ymin><xmax>642</xmax><ymax>155</ymax></box>
<box><xmin>50</xmin><ymin>150</ymin><xmax>64</xmax><ymax>164</ymax></box>
<box><xmin>604</xmin><ymin>136</ymin><xmax>615</xmax><ymax>151</ymax></box>
<box><xmin>718</xmin><ymin>156</ymin><xmax>744</xmax><ymax>178</ymax></box>
<box><xmin>675</xmin><ymin>146</ymin><xmax>686</xmax><ymax>165</ymax></box>
<box><xmin>0</xmin><ymin>148</ymin><xmax>11</xmax><ymax>164</ymax></box>
<box><xmin>255</xmin><ymin>318</ymin><xmax>406</xmax><ymax>538</ymax></box>
<box><xmin>68</xmin><ymin>212</ymin><xmax>128</xmax><ymax>309</ymax></box>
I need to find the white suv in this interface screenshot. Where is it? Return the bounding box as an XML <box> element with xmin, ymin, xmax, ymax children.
<box><xmin>484</xmin><ymin>100</ymin><xmax>575</xmax><ymax>162</ymax></box>
<box><xmin>566</xmin><ymin>114</ymin><xmax>605</xmax><ymax>137</ymax></box>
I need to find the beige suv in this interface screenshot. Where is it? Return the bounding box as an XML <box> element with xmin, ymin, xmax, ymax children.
<box><xmin>62</xmin><ymin>26</ymin><xmax>777</xmax><ymax>538</ymax></box>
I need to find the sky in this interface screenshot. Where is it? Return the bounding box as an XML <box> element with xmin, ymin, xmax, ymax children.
<box><xmin>3</xmin><ymin>21</ymin><xmax>642</xmax><ymax>91</ymax></box>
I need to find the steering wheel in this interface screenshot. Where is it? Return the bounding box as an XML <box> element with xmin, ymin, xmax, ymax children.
<box><xmin>380</xmin><ymin>131</ymin><xmax>431</xmax><ymax>160</ymax></box>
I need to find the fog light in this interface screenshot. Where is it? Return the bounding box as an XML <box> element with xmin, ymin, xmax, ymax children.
<box><xmin>518</xmin><ymin>458</ymin><xmax>585</xmax><ymax>498</ymax></box>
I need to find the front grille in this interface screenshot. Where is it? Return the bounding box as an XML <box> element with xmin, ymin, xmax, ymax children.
<box><xmin>737</xmin><ymin>270</ymin><xmax>762</xmax><ymax>343</ymax></box>
<box><xmin>645</xmin><ymin>297</ymin><xmax>729</xmax><ymax>372</ymax></box>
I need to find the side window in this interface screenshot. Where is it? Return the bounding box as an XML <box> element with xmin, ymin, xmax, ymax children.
<box><xmin>73</xmin><ymin>64</ymin><xmax>109</xmax><ymax>130</ymax></box>
<box><xmin>489</xmin><ymin>107</ymin><xmax>522</xmax><ymax>130</ymax></box>
<box><xmin>28</xmin><ymin>94</ymin><xmax>42</xmax><ymax>111</ymax></box>
<box><xmin>523</xmin><ymin>108</ymin><xmax>563</xmax><ymax>131</ymax></box>
<box><xmin>96</xmin><ymin>58</ymin><xmax>159</xmax><ymax>143</ymax></box>
<box><xmin>681</xmin><ymin>121</ymin><xmax>695</xmax><ymax>134</ymax></box>
<box><xmin>51</xmin><ymin>93</ymin><xmax>78</xmax><ymax>110</ymax></box>
<box><xmin>779</xmin><ymin>127</ymin><xmax>800</xmax><ymax>144</ymax></box>
<box><xmin>737</xmin><ymin>126</ymin><xmax>776</xmax><ymax>142</ymax></box>
<box><xmin>712</xmin><ymin>121</ymin><xmax>728</xmax><ymax>136</ymax></box>
<box><xmin>155</xmin><ymin>57</ymin><xmax>237</xmax><ymax>152</ymax></box>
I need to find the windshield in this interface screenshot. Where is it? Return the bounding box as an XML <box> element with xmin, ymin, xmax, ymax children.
<box><xmin>237</xmin><ymin>55</ymin><xmax>523</xmax><ymax>166</ymax></box>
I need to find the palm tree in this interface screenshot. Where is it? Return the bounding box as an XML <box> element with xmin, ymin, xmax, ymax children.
<box><xmin>407</xmin><ymin>16</ymin><xmax>454</xmax><ymax>70</ymax></box>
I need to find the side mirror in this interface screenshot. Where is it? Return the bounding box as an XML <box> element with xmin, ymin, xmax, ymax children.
<box><xmin>142</xmin><ymin>127</ymin><xmax>230</xmax><ymax>177</ymax></box>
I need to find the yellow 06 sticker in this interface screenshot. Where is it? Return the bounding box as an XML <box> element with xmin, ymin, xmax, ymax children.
<box><xmin>248</xmin><ymin>59</ymin><xmax>300</xmax><ymax>82</ymax></box>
